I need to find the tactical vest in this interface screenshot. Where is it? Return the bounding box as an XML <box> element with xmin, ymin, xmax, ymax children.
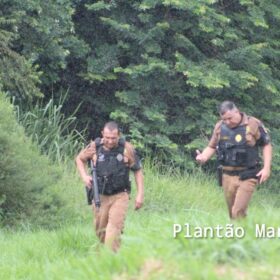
<box><xmin>217</xmin><ymin>123</ymin><xmax>259</xmax><ymax>168</ymax></box>
<box><xmin>94</xmin><ymin>138</ymin><xmax>130</xmax><ymax>195</ymax></box>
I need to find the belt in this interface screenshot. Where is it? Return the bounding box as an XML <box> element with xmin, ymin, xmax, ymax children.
<box><xmin>222</xmin><ymin>167</ymin><xmax>258</xmax><ymax>177</ymax></box>
<box><xmin>222</xmin><ymin>169</ymin><xmax>243</xmax><ymax>176</ymax></box>
<box><xmin>101</xmin><ymin>188</ymin><xmax>128</xmax><ymax>196</ymax></box>
<box><xmin>222</xmin><ymin>166</ymin><xmax>247</xmax><ymax>171</ymax></box>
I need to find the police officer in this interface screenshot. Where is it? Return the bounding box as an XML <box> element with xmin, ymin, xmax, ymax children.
<box><xmin>76</xmin><ymin>121</ymin><xmax>144</xmax><ymax>251</ymax></box>
<box><xmin>196</xmin><ymin>101</ymin><xmax>272</xmax><ymax>219</ymax></box>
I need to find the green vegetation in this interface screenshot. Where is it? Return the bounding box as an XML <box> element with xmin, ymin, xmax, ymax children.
<box><xmin>0</xmin><ymin>1</ymin><xmax>279</xmax><ymax>278</ymax></box>
<box><xmin>1</xmin><ymin>0</ymin><xmax>279</xmax><ymax>167</ymax></box>
<box><xmin>15</xmin><ymin>93</ymin><xmax>85</xmax><ymax>164</ymax></box>
<box><xmin>0</xmin><ymin>166</ymin><xmax>279</xmax><ymax>280</ymax></box>
<box><xmin>0</xmin><ymin>92</ymin><xmax>82</xmax><ymax>226</ymax></box>
<box><xmin>1</xmin><ymin>91</ymin><xmax>278</xmax><ymax>278</ymax></box>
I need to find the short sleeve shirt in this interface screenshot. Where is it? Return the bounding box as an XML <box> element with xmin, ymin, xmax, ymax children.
<box><xmin>208</xmin><ymin>113</ymin><xmax>270</xmax><ymax>149</ymax></box>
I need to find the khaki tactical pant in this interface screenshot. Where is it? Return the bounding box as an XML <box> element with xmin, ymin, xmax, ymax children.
<box><xmin>92</xmin><ymin>192</ymin><xmax>129</xmax><ymax>252</ymax></box>
<box><xmin>222</xmin><ymin>174</ymin><xmax>258</xmax><ymax>219</ymax></box>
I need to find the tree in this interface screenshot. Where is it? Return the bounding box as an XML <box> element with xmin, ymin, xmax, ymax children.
<box><xmin>0</xmin><ymin>7</ymin><xmax>41</xmax><ymax>99</ymax></box>
<box><xmin>71</xmin><ymin>0</ymin><xmax>280</xmax><ymax>168</ymax></box>
<box><xmin>0</xmin><ymin>0</ymin><xmax>87</xmax><ymax>101</ymax></box>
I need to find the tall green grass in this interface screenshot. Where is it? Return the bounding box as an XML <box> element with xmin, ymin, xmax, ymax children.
<box><xmin>14</xmin><ymin>94</ymin><xmax>85</xmax><ymax>164</ymax></box>
<box><xmin>1</xmin><ymin>164</ymin><xmax>279</xmax><ymax>280</ymax></box>
<box><xmin>2</xmin><ymin>93</ymin><xmax>279</xmax><ymax>279</ymax></box>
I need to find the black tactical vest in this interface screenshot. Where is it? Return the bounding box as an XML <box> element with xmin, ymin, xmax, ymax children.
<box><xmin>217</xmin><ymin>123</ymin><xmax>259</xmax><ymax>168</ymax></box>
<box><xmin>95</xmin><ymin>138</ymin><xmax>130</xmax><ymax>195</ymax></box>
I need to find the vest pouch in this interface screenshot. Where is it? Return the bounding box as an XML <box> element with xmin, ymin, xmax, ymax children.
<box><xmin>111</xmin><ymin>174</ymin><xmax>131</xmax><ymax>192</ymax></box>
<box><xmin>97</xmin><ymin>176</ymin><xmax>115</xmax><ymax>195</ymax></box>
<box><xmin>97</xmin><ymin>176</ymin><xmax>108</xmax><ymax>194</ymax></box>
<box><xmin>239</xmin><ymin>168</ymin><xmax>260</xmax><ymax>181</ymax></box>
<box><xmin>97</xmin><ymin>175</ymin><xmax>130</xmax><ymax>195</ymax></box>
<box><xmin>217</xmin><ymin>149</ymin><xmax>225</xmax><ymax>161</ymax></box>
<box><xmin>217</xmin><ymin>148</ymin><xmax>247</xmax><ymax>167</ymax></box>
<box><xmin>233</xmin><ymin>149</ymin><xmax>247</xmax><ymax>166</ymax></box>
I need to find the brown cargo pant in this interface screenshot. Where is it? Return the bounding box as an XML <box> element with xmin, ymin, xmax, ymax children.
<box><xmin>92</xmin><ymin>191</ymin><xmax>129</xmax><ymax>252</ymax></box>
<box><xmin>222</xmin><ymin>174</ymin><xmax>258</xmax><ymax>219</ymax></box>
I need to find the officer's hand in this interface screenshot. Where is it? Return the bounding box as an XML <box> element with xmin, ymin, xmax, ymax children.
<box><xmin>134</xmin><ymin>194</ymin><xmax>144</xmax><ymax>210</ymax></box>
<box><xmin>195</xmin><ymin>149</ymin><xmax>207</xmax><ymax>164</ymax></box>
<box><xmin>83</xmin><ymin>175</ymin><xmax>93</xmax><ymax>188</ymax></box>
<box><xmin>256</xmin><ymin>168</ymin><xmax>271</xmax><ymax>184</ymax></box>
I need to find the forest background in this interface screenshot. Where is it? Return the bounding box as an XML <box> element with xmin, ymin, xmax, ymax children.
<box><xmin>1</xmin><ymin>0</ymin><xmax>280</xmax><ymax>166</ymax></box>
<box><xmin>1</xmin><ymin>0</ymin><xmax>280</xmax><ymax>219</ymax></box>
<box><xmin>1</xmin><ymin>1</ymin><xmax>280</xmax><ymax>278</ymax></box>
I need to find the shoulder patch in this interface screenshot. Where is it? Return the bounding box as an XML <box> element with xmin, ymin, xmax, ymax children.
<box><xmin>260</xmin><ymin>123</ymin><xmax>268</xmax><ymax>134</ymax></box>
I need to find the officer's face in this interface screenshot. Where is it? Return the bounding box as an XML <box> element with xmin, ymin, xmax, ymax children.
<box><xmin>221</xmin><ymin>109</ymin><xmax>242</xmax><ymax>128</ymax></box>
<box><xmin>102</xmin><ymin>128</ymin><xmax>119</xmax><ymax>149</ymax></box>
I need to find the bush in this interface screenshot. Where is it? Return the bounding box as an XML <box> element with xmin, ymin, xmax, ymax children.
<box><xmin>0</xmin><ymin>92</ymin><xmax>70</xmax><ymax>227</ymax></box>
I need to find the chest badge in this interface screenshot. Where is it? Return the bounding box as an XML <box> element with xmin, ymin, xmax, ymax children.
<box><xmin>235</xmin><ymin>134</ymin><xmax>242</xmax><ymax>143</ymax></box>
<box><xmin>98</xmin><ymin>154</ymin><xmax>105</xmax><ymax>162</ymax></box>
<box><xmin>116</xmin><ymin>154</ymin><xmax>123</xmax><ymax>161</ymax></box>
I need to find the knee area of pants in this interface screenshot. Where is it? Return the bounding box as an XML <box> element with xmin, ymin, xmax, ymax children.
<box><xmin>232</xmin><ymin>208</ymin><xmax>246</xmax><ymax>219</ymax></box>
<box><xmin>107</xmin><ymin>224</ymin><xmax>122</xmax><ymax>236</ymax></box>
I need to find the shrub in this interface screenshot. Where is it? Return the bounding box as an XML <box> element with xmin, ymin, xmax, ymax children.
<box><xmin>0</xmin><ymin>92</ymin><xmax>69</xmax><ymax>227</ymax></box>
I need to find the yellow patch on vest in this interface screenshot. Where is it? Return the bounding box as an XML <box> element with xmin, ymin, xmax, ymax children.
<box><xmin>235</xmin><ymin>134</ymin><xmax>242</xmax><ymax>143</ymax></box>
<box><xmin>246</xmin><ymin>126</ymin><xmax>250</xmax><ymax>133</ymax></box>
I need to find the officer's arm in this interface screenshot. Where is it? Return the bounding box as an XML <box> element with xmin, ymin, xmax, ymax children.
<box><xmin>133</xmin><ymin>169</ymin><xmax>144</xmax><ymax>210</ymax></box>
<box><xmin>196</xmin><ymin>146</ymin><xmax>216</xmax><ymax>164</ymax></box>
<box><xmin>125</xmin><ymin>141</ymin><xmax>144</xmax><ymax>209</ymax></box>
<box><xmin>256</xmin><ymin>123</ymin><xmax>272</xmax><ymax>183</ymax></box>
<box><xmin>75</xmin><ymin>142</ymin><xmax>96</xmax><ymax>188</ymax></box>
<box><xmin>257</xmin><ymin>143</ymin><xmax>272</xmax><ymax>183</ymax></box>
<box><xmin>196</xmin><ymin>122</ymin><xmax>220</xmax><ymax>164</ymax></box>
<box><xmin>76</xmin><ymin>155</ymin><xmax>92</xmax><ymax>188</ymax></box>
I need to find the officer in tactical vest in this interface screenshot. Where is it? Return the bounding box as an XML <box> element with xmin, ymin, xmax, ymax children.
<box><xmin>76</xmin><ymin>121</ymin><xmax>144</xmax><ymax>251</ymax></box>
<box><xmin>196</xmin><ymin>101</ymin><xmax>272</xmax><ymax>219</ymax></box>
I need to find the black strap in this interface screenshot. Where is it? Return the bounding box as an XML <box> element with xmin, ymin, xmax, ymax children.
<box><xmin>223</xmin><ymin>170</ymin><xmax>243</xmax><ymax>176</ymax></box>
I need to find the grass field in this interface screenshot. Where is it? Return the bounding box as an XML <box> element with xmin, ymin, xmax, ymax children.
<box><xmin>0</xmin><ymin>167</ymin><xmax>279</xmax><ymax>280</ymax></box>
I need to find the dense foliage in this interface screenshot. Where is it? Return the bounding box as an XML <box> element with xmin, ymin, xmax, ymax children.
<box><xmin>0</xmin><ymin>92</ymin><xmax>75</xmax><ymax>226</ymax></box>
<box><xmin>15</xmin><ymin>94</ymin><xmax>85</xmax><ymax>163</ymax></box>
<box><xmin>1</xmin><ymin>0</ymin><xmax>280</xmax><ymax>168</ymax></box>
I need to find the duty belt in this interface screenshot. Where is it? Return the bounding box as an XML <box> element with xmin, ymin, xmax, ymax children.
<box><xmin>222</xmin><ymin>169</ymin><xmax>243</xmax><ymax>176</ymax></box>
<box><xmin>222</xmin><ymin>166</ymin><xmax>260</xmax><ymax>180</ymax></box>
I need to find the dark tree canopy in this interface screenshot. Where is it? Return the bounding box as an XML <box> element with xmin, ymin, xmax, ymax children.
<box><xmin>1</xmin><ymin>0</ymin><xmax>280</xmax><ymax>169</ymax></box>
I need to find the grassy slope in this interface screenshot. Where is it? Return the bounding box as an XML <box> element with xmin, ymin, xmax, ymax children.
<box><xmin>0</xmin><ymin>166</ymin><xmax>279</xmax><ymax>280</ymax></box>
